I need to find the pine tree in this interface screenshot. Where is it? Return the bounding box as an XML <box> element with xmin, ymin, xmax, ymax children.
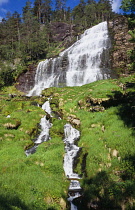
<box><xmin>120</xmin><ymin>0</ymin><xmax>135</xmax><ymax>72</ymax></box>
<box><xmin>33</xmin><ymin>0</ymin><xmax>42</xmax><ymax>22</ymax></box>
<box><xmin>55</xmin><ymin>0</ymin><xmax>67</xmax><ymax>21</ymax></box>
<box><xmin>41</xmin><ymin>0</ymin><xmax>52</xmax><ymax>23</ymax></box>
<box><xmin>120</xmin><ymin>0</ymin><xmax>135</xmax><ymax>13</ymax></box>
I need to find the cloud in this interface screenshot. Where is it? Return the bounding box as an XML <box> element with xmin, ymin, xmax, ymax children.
<box><xmin>1</xmin><ymin>8</ymin><xmax>7</xmax><ymax>13</ymax></box>
<box><xmin>112</xmin><ymin>0</ymin><xmax>122</xmax><ymax>13</ymax></box>
<box><xmin>0</xmin><ymin>0</ymin><xmax>8</xmax><ymax>6</ymax></box>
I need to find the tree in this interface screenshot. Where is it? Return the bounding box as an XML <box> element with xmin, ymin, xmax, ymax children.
<box><xmin>120</xmin><ymin>0</ymin><xmax>135</xmax><ymax>13</ymax></box>
<box><xmin>84</xmin><ymin>1</ymin><xmax>98</xmax><ymax>27</ymax></box>
<box><xmin>72</xmin><ymin>0</ymin><xmax>86</xmax><ymax>27</ymax></box>
<box><xmin>33</xmin><ymin>0</ymin><xmax>42</xmax><ymax>22</ymax></box>
<box><xmin>120</xmin><ymin>1</ymin><xmax>135</xmax><ymax>72</ymax></box>
<box><xmin>41</xmin><ymin>0</ymin><xmax>52</xmax><ymax>23</ymax></box>
<box><xmin>55</xmin><ymin>0</ymin><xmax>67</xmax><ymax>21</ymax></box>
<box><xmin>97</xmin><ymin>0</ymin><xmax>113</xmax><ymax>21</ymax></box>
<box><xmin>23</xmin><ymin>0</ymin><xmax>32</xmax><ymax>20</ymax></box>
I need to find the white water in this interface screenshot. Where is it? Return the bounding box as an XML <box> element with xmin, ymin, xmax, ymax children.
<box><xmin>27</xmin><ymin>21</ymin><xmax>111</xmax><ymax>96</ymax></box>
<box><xmin>63</xmin><ymin>124</ymin><xmax>82</xmax><ymax>210</ymax></box>
<box><xmin>35</xmin><ymin>101</ymin><xmax>52</xmax><ymax>144</ymax></box>
<box><xmin>25</xmin><ymin>101</ymin><xmax>52</xmax><ymax>156</ymax></box>
<box><xmin>63</xmin><ymin>124</ymin><xmax>80</xmax><ymax>178</ymax></box>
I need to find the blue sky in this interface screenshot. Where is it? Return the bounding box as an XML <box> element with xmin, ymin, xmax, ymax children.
<box><xmin>0</xmin><ymin>0</ymin><xmax>123</xmax><ymax>21</ymax></box>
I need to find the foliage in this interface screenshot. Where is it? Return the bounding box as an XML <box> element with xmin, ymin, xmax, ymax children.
<box><xmin>40</xmin><ymin>75</ymin><xmax>135</xmax><ymax>209</ymax></box>
<box><xmin>0</xmin><ymin>0</ymin><xmax>117</xmax><ymax>89</ymax></box>
<box><xmin>120</xmin><ymin>0</ymin><xmax>135</xmax><ymax>13</ymax></box>
<box><xmin>0</xmin><ymin>62</ymin><xmax>15</xmax><ymax>88</ymax></box>
<box><xmin>127</xmin><ymin>16</ymin><xmax>135</xmax><ymax>72</ymax></box>
<box><xmin>0</xmin><ymin>87</ymin><xmax>68</xmax><ymax>209</ymax></box>
<box><xmin>1</xmin><ymin>75</ymin><xmax>135</xmax><ymax>208</ymax></box>
<box><xmin>72</xmin><ymin>0</ymin><xmax>113</xmax><ymax>29</ymax></box>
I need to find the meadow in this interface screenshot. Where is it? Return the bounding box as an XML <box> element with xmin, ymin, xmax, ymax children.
<box><xmin>0</xmin><ymin>75</ymin><xmax>135</xmax><ymax>209</ymax></box>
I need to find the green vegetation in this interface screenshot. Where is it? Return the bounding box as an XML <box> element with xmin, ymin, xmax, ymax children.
<box><xmin>120</xmin><ymin>0</ymin><xmax>135</xmax><ymax>73</ymax></box>
<box><xmin>0</xmin><ymin>87</ymin><xmax>68</xmax><ymax>210</ymax></box>
<box><xmin>1</xmin><ymin>75</ymin><xmax>135</xmax><ymax>209</ymax></box>
<box><xmin>0</xmin><ymin>0</ymin><xmax>114</xmax><ymax>88</ymax></box>
<box><xmin>0</xmin><ymin>1</ymin><xmax>135</xmax><ymax>209</ymax></box>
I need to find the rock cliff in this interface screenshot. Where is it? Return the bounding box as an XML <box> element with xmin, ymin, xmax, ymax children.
<box><xmin>15</xmin><ymin>64</ymin><xmax>36</xmax><ymax>93</ymax></box>
<box><xmin>16</xmin><ymin>22</ymin><xmax>77</xmax><ymax>93</ymax></box>
<box><xmin>49</xmin><ymin>22</ymin><xmax>77</xmax><ymax>47</ymax></box>
<box><xmin>16</xmin><ymin>17</ymin><xmax>134</xmax><ymax>93</ymax></box>
<box><xmin>108</xmin><ymin>16</ymin><xmax>134</xmax><ymax>75</ymax></box>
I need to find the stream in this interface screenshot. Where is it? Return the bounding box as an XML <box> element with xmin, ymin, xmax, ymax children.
<box><xmin>63</xmin><ymin>124</ymin><xmax>82</xmax><ymax>209</ymax></box>
<box><xmin>25</xmin><ymin>102</ymin><xmax>82</xmax><ymax>209</ymax></box>
<box><xmin>25</xmin><ymin>100</ymin><xmax>52</xmax><ymax>156</ymax></box>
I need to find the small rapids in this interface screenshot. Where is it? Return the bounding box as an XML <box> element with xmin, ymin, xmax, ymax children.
<box><xmin>24</xmin><ymin>21</ymin><xmax>111</xmax><ymax>207</ymax></box>
<box><xmin>25</xmin><ymin>100</ymin><xmax>52</xmax><ymax>156</ymax></box>
<box><xmin>63</xmin><ymin>124</ymin><xmax>82</xmax><ymax>210</ymax></box>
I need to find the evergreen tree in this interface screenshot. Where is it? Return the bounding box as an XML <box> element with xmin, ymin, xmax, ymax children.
<box><xmin>72</xmin><ymin>0</ymin><xmax>86</xmax><ymax>28</ymax></box>
<box><xmin>120</xmin><ymin>0</ymin><xmax>135</xmax><ymax>72</ymax></box>
<box><xmin>33</xmin><ymin>0</ymin><xmax>42</xmax><ymax>22</ymax></box>
<box><xmin>41</xmin><ymin>0</ymin><xmax>52</xmax><ymax>23</ymax></box>
<box><xmin>55</xmin><ymin>0</ymin><xmax>67</xmax><ymax>21</ymax></box>
<box><xmin>85</xmin><ymin>1</ymin><xmax>98</xmax><ymax>27</ymax></box>
<box><xmin>23</xmin><ymin>0</ymin><xmax>33</xmax><ymax>20</ymax></box>
<box><xmin>120</xmin><ymin>0</ymin><xmax>135</xmax><ymax>13</ymax></box>
<box><xmin>97</xmin><ymin>0</ymin><xmax>113</xmax><ymax>21</ymax></box>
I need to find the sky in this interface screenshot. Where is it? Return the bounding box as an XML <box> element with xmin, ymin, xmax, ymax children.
<box><xmin>0</xmin><ymin>0</ymin><xmax>123</xmax><ymax>22</ymax></box>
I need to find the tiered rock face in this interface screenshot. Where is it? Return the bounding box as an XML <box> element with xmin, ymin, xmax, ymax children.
<box><xmin>16</xmin><ymin>18</ymin><xmax>134</xmax><ymax>93</ymax></box>
<box><xmin>50</xmin><ymin>22</ymin><xmax>77</xmax><ymax>47</ymax></box>
<box><xmin>16</xmin><ymin>22</ymin><xmax>76</xmax><ymax>93</ymax></box>
<box><xmin>15</xmin><ymin>64</ymin><xmax>36</xmax><ymax>93</ymax></box>
<box><xmin>108</xmin><ymin>16</ymin><xmax>134</xmax><ymax>75</ymax></box>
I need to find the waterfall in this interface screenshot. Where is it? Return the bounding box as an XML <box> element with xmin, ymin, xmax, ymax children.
<box><xmin>63</xmin><ymin>124</ymin><xmax>80</xmax><ymax>179</ymax></box>
<box><xmin>25</xmin><ymin>101</ymin><xmax>52</xmax><ymax>156</ymax></box>
<box><xmin>27</xmin><ymin>21</ymin><xmax>111</xmax><ymax>96</ymax></box>
<box><xmin>63</xmin><ymin>124</ymin><xmax>82</xmax><ymax>210</ymax></box>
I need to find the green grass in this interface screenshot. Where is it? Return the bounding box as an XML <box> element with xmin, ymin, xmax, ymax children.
<box><xmin>1</xmin><ymin>75</ymin><xmax>135</xmax><ymax>209</ymax></box>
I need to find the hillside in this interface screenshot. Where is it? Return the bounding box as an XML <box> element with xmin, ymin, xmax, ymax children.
<box><xmin>0</xmin><ymin>1</ymin><xmax>135</xmax><ymax>209</ymax></box>
<box><xmin>0</xmin><ymin>74</ymin><xmax>135</xmax><ymax>209</ymax></box>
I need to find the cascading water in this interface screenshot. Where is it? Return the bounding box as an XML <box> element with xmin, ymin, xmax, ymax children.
<box><xmin>25</xmin><ymin>100</ymin><xmax>52</xmax><ymax>156</ymax></box>
<box><xmin>26</xmin><ymin>21</ymin><xmax>112</xmax><ymax>208</ymax></box>
<box><xmin>63</xmin><ymin>124</ymin><xmax>82</xmax><ymax>210</ymax></box>
<box><xmin>27</xmin><ymin>21</ymin><xmax>111</xmax><ymax>96</ymax></box>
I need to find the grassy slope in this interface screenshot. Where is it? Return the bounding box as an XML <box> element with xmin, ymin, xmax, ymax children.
<box><xmin>0</xmin><ymin>76</ymin><xmax>135</xmax><ymax>209</ymax></box>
